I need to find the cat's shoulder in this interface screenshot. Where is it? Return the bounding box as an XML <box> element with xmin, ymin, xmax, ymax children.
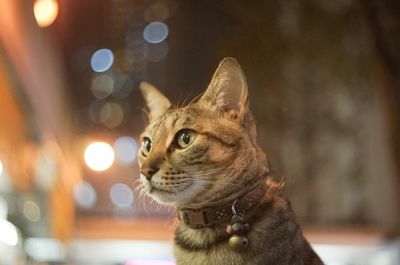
<box><xmin>264</xmin><ymin>177</ymin><xmax>285</xmax><ymax>197</ymax></box>
<box><xmin>260</xmin><ymin>177</ymin><xmax>292</xmax><ymax>211</ymax></box>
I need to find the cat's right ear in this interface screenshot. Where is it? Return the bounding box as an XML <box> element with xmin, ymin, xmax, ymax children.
<box><xmin>140</xmin><ymin>81</ymin><xmax>171</xmax><ymax>121</ymax></box>
<box><xmin>198</xmin><ymin>58</ymin><xmax>249</xmax><ymax>122</ymax></box>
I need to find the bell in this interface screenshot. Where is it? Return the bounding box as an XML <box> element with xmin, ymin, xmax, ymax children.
<box><xmin>228</xmin><ymin>235</ymin><xmax>249</xmax><ymax>251</ymax></box>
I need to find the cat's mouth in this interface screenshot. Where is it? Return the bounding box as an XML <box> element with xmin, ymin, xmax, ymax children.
<box><xmin>148</xmin><ymin>186</ymin><xmax>174</xmax><ymax>194</ymax></box>
<box><xmin>143</xmin><ymin>179</ymin><xmax>197</xmax><ymax>204</ymax></box>
<box><xmin>149</xmin><ymin>183</ymin><xmax>192</xmax><ymax>195</ymax></box>
<box><xmin>140</xmin><ymin>177</ymin><xmax>178</xmax><ymax>196</ymax></box>
<box><xmin>147</xmin><ymin>185</ymin><xmax>181</xmax><ymax>204</ymax></box>
<box><xmin>140</xmin><ymin>173</ymin><xmax>202</xmax><ymax>204</ymax></box>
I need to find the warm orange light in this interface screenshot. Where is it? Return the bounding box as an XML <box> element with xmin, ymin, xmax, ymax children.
<box><xmin>33</xmin><ymin>0</ymin><xmax>59</xmax><ymax>28</ymax></box>
<box><xmin>84</xmin><ymin>142</ymin><xmax>114</xmax><ymax>171</ymax></box>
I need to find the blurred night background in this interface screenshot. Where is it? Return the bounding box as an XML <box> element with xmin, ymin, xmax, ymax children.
<box><xmin>0</xmin><ymin>0</ymin><xmax>400</xmax><ymax>264</ymax></box>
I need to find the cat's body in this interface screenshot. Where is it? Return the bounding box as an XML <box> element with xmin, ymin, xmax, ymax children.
<box><xmin>174</xmin><ymin>180</ymin><xmax>322</xmax><ymax>265</ymax></box>
<box><xmin>138</xmin><ymin>58</ymin><xmax>323</xmax><ymax>265</ymax></box>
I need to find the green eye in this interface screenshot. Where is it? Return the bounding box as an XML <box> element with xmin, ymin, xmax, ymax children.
<box><xmin>141</xmin><ymin>137</ymin><xmax>152</xmax><ymax>156</ymax></box>
<box><xmin>176</xmin><ymin>130</ymin><xmax>196</xmax><ymax>149</ymax></box>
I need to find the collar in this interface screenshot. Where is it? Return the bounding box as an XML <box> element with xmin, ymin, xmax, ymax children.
<box><xmin>178</xmin><ymin>181</ymin><xmax>267</xmax><ymax>229</ymax></box>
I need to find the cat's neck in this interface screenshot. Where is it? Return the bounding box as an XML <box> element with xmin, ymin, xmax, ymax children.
<box><xmin>177</xmin><ymin>169</ymin><xmax>271</xmax><ymax>210</ymax></box>
<box><xmin>177</xmin><ymin>180</ymin><xmax>268</xmax><ymax>229</ymax></box>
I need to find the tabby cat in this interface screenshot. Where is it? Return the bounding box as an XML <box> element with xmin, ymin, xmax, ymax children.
<box><xmin>138</xmin><ymin>58</ymin><xmax>323</xmax><ymax>265</ymax></box>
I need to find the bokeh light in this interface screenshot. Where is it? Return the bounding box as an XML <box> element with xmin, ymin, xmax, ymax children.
<box><xmin>113</xmin><ymin>136</ymin><xmax>138</xmax><ymax>165</ymax></box>
<box><xmin>88</xmin><ymin>99</ymin><xmax>108</xmax><ymax>124</ymax></box>
<box><xmin>91</xmin><ymin>74</ymin><xmax>114</xmax><ymax>99</ymax></box>
<box><xmin>22</xmin><ymin>201</ymin><xmax>41</xmax><ymax>222</ymax></box>
<box><xmin>0</xmin><ymin>167</ymin><xmax>13</xmax><ymax>193</ymax></box>
<box><xmin>110</xmin><ymin>183</ymin><xmax>134</xmax><ymax>207</ymax></box>
<box><xmin>84</xmin><ymin>142</ymin><xmax>115</xmax><ymax>171</ymax></box>
<box><xmin>0</xmin><ymin>196</ymin><xmax>7</xmax><ymax>219</ymax></box>
<box><xmin>143</xmin><ymin>22</ymin><xmax>169</xmax><ymax>44</ymax></box>
<box><xmin>73</xmin><ymin>181</ymin><xmax>97</xmax><ymax>208</ymax></box>
<box><xmin>0</xmin><ymin>220</ymin><xmax>18</xmax><ymax>246</ymax></box>
<box><xmin>33</xmin><ymin>0</ymin><xmax>59</xmax><ymax>28</ymax></box>
<box><xmin>0</xmin><ymin>160</ymin><xmax>3</xmax><ymax>176</ymax></box>
<box><xmin>25</xmin><ymin>238</ymin><xmax>65</xmax><ymax>262</ymax></box>
<box><xmin>144</xmin><ymin>3</ymin><xmax>170</xmax><ymax>22</ymax></box>
<box><xmin>111</xmin><ymin>72</ymin><xmax>134</xmax><ymax>99</ymax></box>
<box><xmin>90</xmin><ymin>49</ymin><xmax>114</xmax><ymax>73</ymax></box>
<box><xmin>100</xmin><ymin>102</ymin><xmax>124</xmax><ymax>129</ymax></box>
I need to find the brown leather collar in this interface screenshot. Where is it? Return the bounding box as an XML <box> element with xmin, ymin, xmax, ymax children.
<box><xmin>178</xmin><ymin>182</ymin><xmax>267</xmax><ymax>228</ymax></box>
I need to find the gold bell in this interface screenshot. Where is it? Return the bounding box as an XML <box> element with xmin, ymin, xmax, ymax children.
<box><xmin>228</xmin><ymin>235</ymin><xmax>249</xmax><ymax>251</ymax></box>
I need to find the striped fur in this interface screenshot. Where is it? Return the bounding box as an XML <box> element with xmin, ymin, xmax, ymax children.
<box><xmin>139</xmin><ymin>58</ymin><xmax>323</xmax><ymax>264</ymax></box>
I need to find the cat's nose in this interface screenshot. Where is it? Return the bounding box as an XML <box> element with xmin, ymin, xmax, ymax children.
<box><xmin>141</xmin><ymin>166</ymin><xmax>159</xmax><ymax>180</ymax></box>
<box><xmin>141</xmin><ymin>154</ymin><xmax>164</xmax><ymax>180</ymax></box>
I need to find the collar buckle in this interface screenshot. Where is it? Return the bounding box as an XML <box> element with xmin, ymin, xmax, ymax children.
<box><xmin>181</xmin><ymin>209</ymin><xmax>209</xmax><ymax>228</ymax></box>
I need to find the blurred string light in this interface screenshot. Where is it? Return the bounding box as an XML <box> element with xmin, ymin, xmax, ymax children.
<box><xmin>22</xmin><ymin>201</ymin><xmax>41</xmax><ymax>222</ymax></box>
<box><xmin>91</xmin><ymin>74</ymin><xmax>114</xmax><ymax>99</ymax></box>
<box><xmin>113</xmin><ymin>136</ymin><xmax>138</xmax><ymax>165</ymax></box>
<box><xmin>110</xmin><ymin>183</ymin><xmax>134</xmax><ymax>207</ymax></box>
<box><xmin>73</xmin><ymin>181</ymin><xmax>96</xmax><ymax>208</ymax></box>
<box><xmin>33</xmin><ymin>0</ymin><xmax>59</xmax><ymax>28</ymax></box>
<box><xmin>143</xmin><ymin>21</ymin><xmax>169</xmax><ymax>44</ymax></box>
<box><xmin>84</xmin><ymin>142</ymin><xmax>115</xmax><ymax>171</ymax></box>
<box><xmin>0</xmin><ymin>219</ymin><xmax>18</xmax><ymax>246</ymax></box>
<box><xmin>90</xmin><ymin>49</ymin><xmax>114</xmax><ymax>73</ymax></box>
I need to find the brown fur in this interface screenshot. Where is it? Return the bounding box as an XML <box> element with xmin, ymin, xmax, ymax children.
<box><xmin>138</xmin><ymin>58</ymin><xmax>323</xmax><ymax>264</ymax></box>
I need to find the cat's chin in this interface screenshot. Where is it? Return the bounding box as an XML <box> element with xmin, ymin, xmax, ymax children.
<box><xmin>140</xmin><ymin>176</ymin><xmax>203</xmax><ymax>206</ymax></box>
<box><xmin>145</xmin><ymin>188</ymin><xmax>179</xmax><ymax>206</ymax></box>
<box><xmin>147</xmin><ymin>186</ymin><xmax>199</xmax><ymax>207</ymax></box>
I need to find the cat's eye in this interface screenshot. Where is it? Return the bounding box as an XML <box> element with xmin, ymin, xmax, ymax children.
<box><xmin>176</xmin><ymin>130</ymin><xmax>197</xmax><ymax>149</ymax></box>
<box><xmin>141</xmin><ymin>137</ymin><xmax>152</xmax><ymax>156</ymax></box>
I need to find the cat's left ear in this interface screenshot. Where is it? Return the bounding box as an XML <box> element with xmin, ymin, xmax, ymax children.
<box><xmin>198</xmin><ymin>57</ymin><xmax>249</xmax><ymax>122</ymax></box>
<box><xmin>140</xmin><ymin>81</ymin><xmax>172</xmax><ymax>121</ymax></box>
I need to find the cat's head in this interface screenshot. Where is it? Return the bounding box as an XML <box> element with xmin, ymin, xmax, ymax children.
<box><xmin>138</xmin><ymin>58</ymin><xmax>267</xmax><ymax>208</ymax></box>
